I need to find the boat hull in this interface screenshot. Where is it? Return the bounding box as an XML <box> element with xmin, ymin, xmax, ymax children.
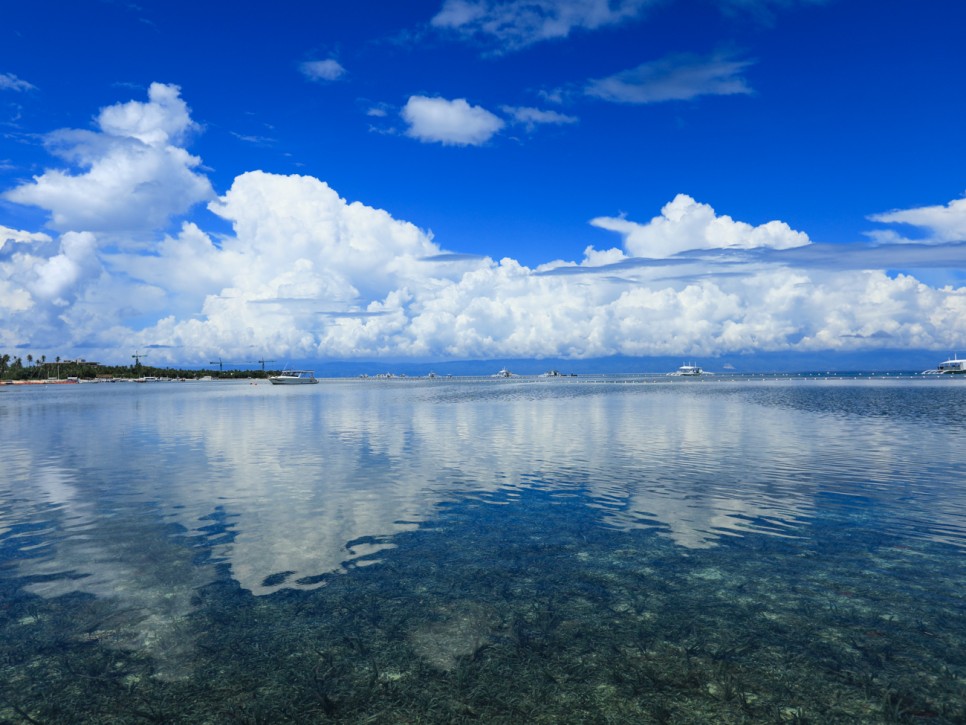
<box><xmin>268</xmin><ymin>370</ymin><xmax>318</xmax><ymax>385</ymax></box>
<box><xmin>923</xmin><ymin>357</ymin><xmax>966</xmax><ymax>375</ymax></box>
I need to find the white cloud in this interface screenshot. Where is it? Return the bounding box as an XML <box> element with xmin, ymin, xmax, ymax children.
<box><xmin>105</xmin><ymin>222</ymin><xmax>233</xmax><ymax>319</ymax></box>
<box><xmin>590</xmin><ymin>194</ymin><xmax>811</xmax><ymax>258</ymax></box>
<box><xmin>230</xmin><ymin>131</ymin><xmax>275</xmax><ymax>145</ymax></box>
<box><xmin>2</xmin><ymin>85</ymin><xmax>965</xmax><ymax>364</ymax></box>
<box><xmin>5</xmin><ymin>174</ymin><xmax>966</xmax><ymax>362</ymax></box>
<box><xmin>501</xmin><ymin>105</ymin><xmax>578</xmax><ymax>131</ymax></box>
<box><xmin>402</xmin><ymin>95</ymin><xmax>504</xmax><ymax>146</ymax></box>
<box><xmin>97</xmin><ymin>82</ymin><xmax>198</xmax><ymax>146</ymax></box>
<box><xmin>430</xmin><ymin>0</ymin><xmax>823</xmax><ymax>52</ymax></box>
<box><xmin>300</xmin><ymin>59</ymin><xmax>346</xmax><ymax>82</ymax></box>
<box><xmin>0</xmin><ymin>225</ymin><xmax>52</xmax><ymax>254</ymax></box>
<box><xmin>30</xmin><ymin>232</ymin><xmax>101</xmax><ymax>305</ymax></box>
<box><xmin>431</xmin><ymin>0</ymin><xmax>654</xmax><ymax>51</ymax></box>
<box><xmin>128</xmin><ymin>177</ymin><xmax>963</xmax><ymax>361</ymax></box>
<box><xmin>0</xmin><ymin>227</ymin><xmax>106</xmax><ymax>343</ymax></box>
<box><xmin>585</xmin><ymin>51</ymin><xmax>754</xmax><ymax>104</ymax></box>
<box><xmin>0</xmin><ymin>72</ymin><xmax>35</xmax><ymax>92</ymax></box>
<box><xmin>2</xmin><ymin>83</ymin><xmax>213</xmax><ymax>236</ymax></box>
<box><xmin>868</xmin><ymin>196</ymin><xmax>966</xmax><ymax>244</ymax></box>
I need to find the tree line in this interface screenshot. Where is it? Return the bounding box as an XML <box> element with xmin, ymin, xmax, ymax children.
<box><xmin>0</xmin><ymin>354</ymin><xmax>273</xmax><ymax>381</ymax></box>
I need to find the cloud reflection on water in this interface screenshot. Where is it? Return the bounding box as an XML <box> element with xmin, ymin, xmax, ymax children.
<box><xmin>4</xmin><ymin>378</ymin><xmax>964</xmax><ymax>606</ymax></box>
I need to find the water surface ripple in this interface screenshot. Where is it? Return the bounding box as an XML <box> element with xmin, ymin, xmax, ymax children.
<box><xmin>1</xmin><ymin>376</ymin><xmax>964</xmax><ymax>722</ymax></box>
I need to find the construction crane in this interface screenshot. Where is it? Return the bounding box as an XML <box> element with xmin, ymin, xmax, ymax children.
<box><xmin>132</xmin><ymin>350</ymin><xmax>148</xmax><ymax>366</ymax></box>
<box><xmin>257</xmin><ymin>358</ymin><xmax>276</xmax><ymax>371</ymax></box>
<box><xmin>209</xmin><ymin>358</ymin><xmax>252</xmax><ymax>372</ymax></box>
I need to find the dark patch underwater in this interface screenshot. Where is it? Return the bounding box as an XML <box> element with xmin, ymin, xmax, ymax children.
<box><xmin>2</xmin><ymin>484</ymin><xmax>965</xmax><ymax>723</ymax></box>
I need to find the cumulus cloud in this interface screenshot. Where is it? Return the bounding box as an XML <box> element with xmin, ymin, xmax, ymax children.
<box><xmin>431</xmin><ymin>0</ymin><xmax>654</xmax><ymax>51</ymax></box>
<box><xmin>2</xmin><ymin>83</ymin><xmax>213</xmax><ymax>236</ymax></box>
<box><xmin>0</xmin><ymin>227</ymin><xmax>106</xmax><ymax>346</ymax></box>
<box><xmin>1</xmin><ymin>225</ymin><xmax>52</xmax><ymax>256</ymax></box>
<box><xmin>867</xmin><ymin>196</ymin><xmax>966</xmax><ymax>244</ymax></box>
<box><xmin>97</xmin><ymin>82</ymin><xmax>198</xmax><ymax>146</ymax></box>
<box><xmin>300</xmin><ymin>59</ymin><xmax>346</xmax><ymax>82</ymax></box>
<box><xmin>206</xmin><ymin>171</ymin><xmax>446</xmax><ymax>295</ymax></box>
<box><xmin>590</xmin><ymin>194</ymin><xmax>811</xmax><ymax>258</ymax></box>
<box><xmin>105</xmin><ymin>222</ymin><xmax>233</xmax><ymax>319</ymax></box>
<box><xmin>30</xmin><ymin>232</ymin><xmax>101</xmax><ymax>305</ymax></box>
<box><xmin>0</xmin><ymin>72</ymin><xmax>35</xmax><ymax>92</ymax></box>
<box><xmin>402</xmin><ymin>95</ymin><xmax>504</xmax><ymax>146</ymax></box>
<box><xmin>585</xmin><ymin>51</ymin><xmax>754</xmax><ymax>104</ymax></box>
<box><xmin>124</xmin><ymin>177</ymin><xmax>963</xmax><ymax>362</ymax></box>
<box><xmin>2</xmin><ymin>85</ymin><xmax>965</xmax><ymax>364</ymax></box>
<box><xmin>6</xmin><ymin>174</ymin><xmax>966</xmax><ymax>362</ymax></box>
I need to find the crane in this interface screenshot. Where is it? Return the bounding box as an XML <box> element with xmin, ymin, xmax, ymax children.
<box><xmin>132</xmin><ymin>350</ymin><xmax>148</xmax><ymax>366</ymax></box>
<box><xmin>257</xmin><ymin>358</ymin><xmax>276</xmax><ymax>371</ymax></box>
<box><xmin>209</xmin><ymin>358</ymin><xmax>252</xmax><ymax>372</ymax></box>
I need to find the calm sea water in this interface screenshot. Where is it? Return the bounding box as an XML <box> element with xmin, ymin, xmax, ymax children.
<box><xmin>1</xmin><ymin>375</ymin><xmax>964</xmax><ymax>723</ymax></box>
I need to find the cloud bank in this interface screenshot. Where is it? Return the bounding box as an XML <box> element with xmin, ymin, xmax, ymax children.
<box><xmin>2</xmin><ymin>85</ymin><xmax>965</xmax><ymax>364</ymax></box>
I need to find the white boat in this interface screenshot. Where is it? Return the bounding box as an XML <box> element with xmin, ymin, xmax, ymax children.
<box><xmin>494</xmin><ymin>367</ymin><xmax>513</xmax><ymax>378</ymax></box>
<box><xmin>268</xmin><ymin>370</ymin><xmax>318</xmax><ymax>385</ymax></box>
<box><xmin>922</xmin><ymin>356</ymin><xmax>966</xmax><ymax>375</ymax></box>
<box><xmin>668</xmin><ymin>363</ymin><xmax>702</xmax><ymax>376</ymax></box>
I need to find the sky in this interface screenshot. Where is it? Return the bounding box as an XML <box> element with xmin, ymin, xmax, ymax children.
<box><xmin>2</xmin><ymin>0</ymin><xmax>966</xmax><ymax>369</ymax></box>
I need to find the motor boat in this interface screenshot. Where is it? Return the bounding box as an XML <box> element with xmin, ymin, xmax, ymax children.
<box><xmin>268</xmin><ymin>370</ymin><xmax>319</xmax><ymax>385</ymax></box>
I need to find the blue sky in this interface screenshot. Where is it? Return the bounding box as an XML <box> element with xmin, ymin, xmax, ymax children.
<box><xmin>2</xmin><ymin>0</ymin><xmax>965</xmax><ymax>368</ymax></box>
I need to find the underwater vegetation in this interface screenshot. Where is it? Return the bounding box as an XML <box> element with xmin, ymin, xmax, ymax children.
<box><xmin>1</xmin><ymin>486</ymin><xmax>965</xmax><ymax>724</ymax></box>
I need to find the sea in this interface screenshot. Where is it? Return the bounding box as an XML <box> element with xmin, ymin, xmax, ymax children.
<box><xmin>1</xmin><ymin>373</ymin><xmax>964</xmax><ymax>723</ymax></box>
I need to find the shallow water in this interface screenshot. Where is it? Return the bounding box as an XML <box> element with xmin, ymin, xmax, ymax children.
<box><xmin>1</xmin><ymin>376</ymin><xmax>964</xmax><ymax>722</ymax></box>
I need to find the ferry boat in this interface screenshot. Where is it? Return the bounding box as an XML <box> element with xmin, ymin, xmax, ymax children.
<box><xmin>268</xmin><ymin>370</ymin><xmax>319</xmax><ymax>385</ymax></box>
<box><xmin>922</xmin><ymin>356</ymin><xmax>966</xmax><ymax>375</ymax></box>
<box><xmin>668</xmin><ymin>363</ymin><xmax>703</xmax><ymax>376</ymax></box>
